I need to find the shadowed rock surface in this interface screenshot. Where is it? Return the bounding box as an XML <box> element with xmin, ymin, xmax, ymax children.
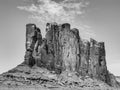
<box><xmin>0</xmin><ymin>22</ymin><xmax>119</xmax><ymax>90</ymax></box>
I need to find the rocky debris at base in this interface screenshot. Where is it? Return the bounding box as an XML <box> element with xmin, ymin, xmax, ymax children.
<box><xmin>0</xmin><ymin>64</ymin><xmax>119</xmax><ymax>90</ymax></box>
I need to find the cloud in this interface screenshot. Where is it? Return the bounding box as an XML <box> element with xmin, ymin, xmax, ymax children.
<box><xmin>18</xmin><ymin>0</ymin><xmax>88</xmax><ymax>24</ymax></box>
<box><xmin>18</xmin><ymin>0</ymin><xmax>95</xmax><ymax>39</ymax></box>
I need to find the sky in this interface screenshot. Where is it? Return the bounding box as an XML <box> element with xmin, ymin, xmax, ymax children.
<box><xmin>0</xmin><ymin>0</ymin><xmax>120</xmax><ymax>76</ymax></box>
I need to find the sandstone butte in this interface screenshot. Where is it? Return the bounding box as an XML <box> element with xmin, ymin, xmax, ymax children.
<box><xmin>0</xmin><ymin>22</ymin><xmax>120</xmax><ymax>90</ymax></box>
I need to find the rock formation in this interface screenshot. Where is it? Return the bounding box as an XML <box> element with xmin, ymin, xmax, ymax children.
<box><xmin>0</xmin><ymin>22</ymin><xmax>120</xmax><ymax>90</ymax></box>
<box><xmin>23</xmin><ymin>22</ymin><xmax>119</xmax><ymax>87</ymax></box>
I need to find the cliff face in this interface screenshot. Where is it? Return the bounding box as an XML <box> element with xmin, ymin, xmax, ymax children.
<box><xmin>24</xmin><ymin>22</ymin><xmax>117</xmax><ymax>86</ymax></box>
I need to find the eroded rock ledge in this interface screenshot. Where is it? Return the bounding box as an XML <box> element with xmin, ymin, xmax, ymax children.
<box><xmin>24</xmin><ymin>22</ymin><xmax>119</xmax><ymax>87</ymax></box>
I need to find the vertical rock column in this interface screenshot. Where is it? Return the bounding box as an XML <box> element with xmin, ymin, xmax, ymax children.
<box><xmin>98</xmin><ymin>42</ymin><xmax>110</xmax><ymax>84</ymax></box>
<box><xmin>88</xmin><ymin>39</ymin><xmax>110</xmax><ymax>84</ymax></box>
<box><xmin>59</xmin><ymin>23</ymin><xmax>81</xmax><ymax>73</ymax></box>
<box><xmin>70</xmin><ymin>28</ymin><xmax>81</xmax><ymax>72</ymax></box>
<box><xmin>80</xmin><ymin>40</ymin><xmax>90</xmax><ymax>76</ymax></box>
<box><xmin>37</xmin><ymin>23</ymin><xmax>54</xmax><ymax>70</ymax></box>
<box><xmin>52</xmin><ymin>23</ymin><xmax>62</xmax><ymax>73</ymax></box>
<box><xmin>45</xmin><ymin>22</ymin><xmax>63</xmax><ymax>72</ymax></box>
<box><xmin>45</xmin><ymin>23</ymin><xmax>54</xmax><ymax>54</ymax></box>
<box><xmin>24</xmin><ymin>24</ymin><xmax>42</xmax><ymax>66</ymax></box>
<box><xmin>24</xmin><ymin>24</ymin><xmax>37</xmax><ymax>66</ymax></box>
<box><xmin>89</xmin><ymin>39</ymin><xmax>100</xmax><ymax>78</ymax></box>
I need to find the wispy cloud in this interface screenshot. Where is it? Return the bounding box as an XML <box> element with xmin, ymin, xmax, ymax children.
<box><xmin>18</xmin><ymin>0</ymin><xmax>95</xmax><ymax>39</ymax></box>
<box><xmin>18</xmin><ymin>0</ymin><xmax>88</xmax><ymax>24</ymax></box>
